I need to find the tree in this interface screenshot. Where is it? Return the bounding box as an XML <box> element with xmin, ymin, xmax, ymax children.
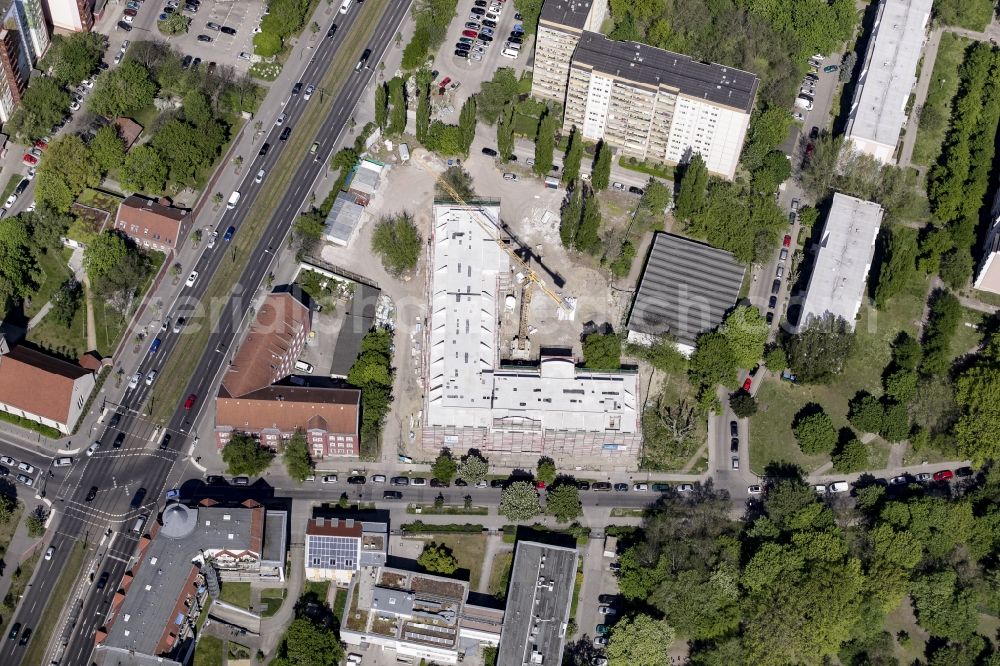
<box><xmin>720</xmin><ymin>305</ymin><xmax>767</xmax><ymax>369</ymax></box>
<box><xmin>274</xmin><ymin>618</ymin><xmax>344</xmax><ymax>666</ymax></box>
<box><xmin>477</xmin><ymin>68</ymin><xmax>519</xmax><ymax>124</ymax></box>
<box><xmin>910</xmin><ymin>570</ymin><xmax>978</xmax><ymax>642</ymax></box>
<box><xmin>150</xmin><ymin>118</ymin><xmax>227</xmax><ymax>187</ymax></box>
<box><xmin>536</xmin><ymin>457</ymin><xmax>556</xmax><ymax>485</ymax></box>
<box><xmin>221</xmin><ymin>433</ymin><xmax>274</xmax><ymax>476</ymax></box>
<box><xmin>5</xmin><ymin>77</ymin><xmax>69</xmax><ymax>143</ymax></box>
<box><xmin>0</xmin><ymin>218</ymin><xmax>38</xmax><ymax>308</ymax></box>
<box><xmin>497</xmin><ymin>103</ymin><xmax>515</xmax><ymax>161</ymax></box>
<box><xmin>832</xmin><ymin>438</ymin><xmax>869</xmax><ymax>473</ymax></box>
<box><xmin>575</xmin><ymin>190</ymin><xmax>602</xmax><ymax>253</ymax></box>
<box><xmin>559</xmin><ymin>186</ymin><xmax>582</xmax><ymax>247</ymax></box>
<box><xmin>797</xmin><ymin>206</ymin><xmax>820</xmax><ymax>230</ymax></box>
<box><xmin>25</xmin><ymin>205</ymin><xmax>69</xmax><ymax>254</ymax></box>
<box><xmin>749</xmin><ymin>150</ymin><xmax>791</xmax><ymax>194</ymax></box>
<box><xmin>374</xmin><ymin>82</ymin><xmax>388</xmax><ymax>130</ymax></box>
<box><xmin>90</xmin><ymin>124</ymin><xmax>126</xmax><ymax>174</ymax></box>
<box><xmin>371</xmin><ymin>213</ymin><xmax>421</xmax><ymax>277</ymax></box>
<box><xmin>609</xmin><ymin>240</ymin><xmax>636</xmax><ymax>278</ymax></box>
<box><xmin>424</xmin><ymin>121</ymin><xmax>466</xmax><ymax>156</ymax></box>
<box><xmin>939</xmin><ymin>248</ymin><xmax>974</xmax><ymax>290</ymax></box>
<box><xmin>498</xmin><ymin>481</ymin><xmax>541</xmax><ymax>521</ymax></box>
<box><xmin>533</xmin><ymin>109</ymin><xmax>558</xmax><ymax>176</ymax></box>
<box><xmin>921</xmin><ymin>289</ymin><xmax>962</xmax><ymax>377</ymax></box>
<box><xmin>347</xmin><ymin>328</ymin><xmax>394</xmax><ymax>455</ymax></box>
<box><xmin>0</xmin><ymin>494</ymin><xmax>14</xmax><ymax>524</ymax></box>
<box><xmin>562</xmin><ymin>127</ymin><xmax>583</xmax><ymax>184</ymax></box>
<box><xmin>253</xmin><ymin>30</ymin><xmax>283</xmax><ymax>57</ymax></box>
<box><xmin>120</xmin><ymin>145</ymin><xmax>168</xmax><ymax>193</ymax></box>
<box><xmin>458</xmin><ymin>452</ymin><xmax>488</xmax><ymax>485</ymax></box>
<box><xmin>879</xmin><ymin>401</ymin><xmax>911</xmax><ymax>442</ymax></box>
<box><xmin>418</xmin><ymin>541</ymin><xmax>459</xmax><ymax>574</ymax></box>
<box><xmin>89</xmin><ymin>60</ymin><xmax>158</xmax><ymax>118</ymax></box>
<box><xmin>44</xmin><ymin>32</ymin><xmax>105</xmax><ymax>87</ymax></box>
<box><xmin>674</xmin><ymin>154</ymin><xmax>708</xmax><ymax>221</ymax></box>
<box><xmin>689</xmin><ymin>331</ymin><xmax>737</xmax><ymax>390</ymax></box>
<box><xmin>158</xmin><ymin>12</ymin><xmax>190</xmax><ymax>35</ymax></box>
<box><xmin>729</xmin><ymin>391</ymin><xmax>757</xmax><ymax>417</ymax></box>
<box><xmin>26</xmin><ymin>507</ymin><xmax>47</xmax><ymax>538</ymax></box>
<box><xmin>763</xmin><ymin>345</ymin><xmax>787</xmax><ymax>372</ymax></box>
<box><xmin>51</xmin><ymin>279</ymin><xmax>82</xmax><ymax>327</ymax></box>
<box><xmin>793</xmin><ymin>407</ymin><xmax>837</xmax><ymax>455</ymax></box>
<box><xmin>282</xmin><ymin>431</ymin><xmax>313</xmax><ymax>482</ymax></box>
<box><xmin>635</xmin><ymin>178</ymin><xmax>672</xmax><ymax>228</ymax></box>
<box><xmin>84</xmin><ymin>232</ymin><xmax>129</xmax><ymax>283</ymax></box>
<box><xmin>874</xmin><ymin>227</ymin><xmax>919</xmax><ymax>308</ymax></box>
<box><xmin>591</xmin><ymin>140</ymin><xmax>612</xmax><ymax>190</ymax></box>
<box><xmin>35</xmin><ymin>134</ymin><xmax>100</xmax><ymax>212</ymax></box>
<box><xmin>606</xmin><ymin>614</ymin><xmax>676</xmax><ymax>666</ymax></box>
<box><xmin>582</xmin><ymin>332</ymin><xmax>620</xmax><ymax>369</ymax></box>
<box><xmin>436</xmin><ymin>166</ymin><xmax>476</xmax><ymax>201</ymax></box>
<box><xmin>432</xmin><ymin>451</ymin><xmax>458</xmax><ymax>483</ymax></box>
<box><xmin>546</xmin><ymin>484</ymin><xmax>582</xmax><ymax>522</ymax></box>
<box><xmin>458</xmin><ymin>95</ymin><xmax>477</xmax><ymax>153</ymax></box>
<box><xmin>848</xmin><ymin>393</ymin><xmax>884</xmax><ymax>434</ymax></box>
<box><xmin>415</xmin><ymin>75</ymin><xmax>431</xmax><ymax>144</ymax></box>
<box><xmin>784</xmin><ymin>313</ymin><xmax>854</xmax><ymax>383</ymax></box>
<box><xmin>387</xmin><ymin>77</ymin><xmax>406</xmax><ymax>135</ymax></box>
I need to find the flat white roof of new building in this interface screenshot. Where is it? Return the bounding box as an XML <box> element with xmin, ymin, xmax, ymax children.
<box><xmin>797</xmin><ymin>193</ymin><xmax>884</xmax><ymax>331</ymax></box>
<box><xmin>845</xmin><ymin>0</ymin><xmax>932</xmax><ymax>162</ymax></box>
<box><xmin>427</xmin><ymin>204</ymin><xmax>508</xmax><ymax>429</ymax></box>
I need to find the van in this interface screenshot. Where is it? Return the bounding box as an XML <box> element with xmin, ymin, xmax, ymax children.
<box><xmin>294</xmin><ymin>360</ymin><xmax>313</xmax><ymax>373</ymax></box>
<box><xmin>828</xmin><ymin>481</ymin><xmax>849</xmax><ymax>493</ymax></box>
<box><xmin>794</xmin><ymin>96</ymin><xmax>813</xmax><ymax>111</ymax></box>
<box><xmin>53</xmin><ymin>457</ymin><xmax>73</xmax><ymax>467</ymax></box>
<box><xmin>347</xmin><ymin>655</ymin><xmax>363</xmax><ymax>665</ymax></box>
<box><xmin>355</xmin><ymin>48</ymin><xmax>371</xmax><ymax>71</ymax></box>
<box><xmin>339</xmin><ymin>0</ymin><xmax>353</xmax><ymax>13</ymax></box>
<box><xmin>227</xmin><ymin>191</ymin><xmax>241</xmax><ymax>209</ymax></box>
<box><xmin>132</xmin><ymin>515</ymin><xmax>147</xmax><ymax>534</ymax></box>
<box><xmin>399</xmin><ymin>143</ymin><xmax>410</xmax><ymax>162</ymax></box>
<box><xmin>544</xmin><ymin>176</ymin><xmax>558</xmax><ymax>189</ymax></box>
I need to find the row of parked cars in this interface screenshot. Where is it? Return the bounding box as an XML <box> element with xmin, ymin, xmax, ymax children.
<box><xmin>454</xmin><ymin>0</ymin><xmax>515</xmax><ymax>61</ymax></box>
<box><xmin>0</xmin><ymin>455</ymin><xmax>36</xmax><ymax>488</ymax></box>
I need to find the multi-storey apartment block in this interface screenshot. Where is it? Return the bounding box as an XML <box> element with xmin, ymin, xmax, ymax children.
<box><xmin>530</xmin><ymin>0</ymin><xmax>607</xmax><ymax>104</ymax></box>
<box><xmin>0</xmin><ymin>0</ymin><xmax>49</xmax><ymax>122</ymax></box>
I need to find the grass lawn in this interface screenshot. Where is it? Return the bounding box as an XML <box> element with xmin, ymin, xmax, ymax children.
<box><xmin>334</xmin><ymin>587</ymin><xmax>348</xmax><ymax>620</ymax></box>
<box><xmin>303</xmin><ymin>580</ymin><xmax>331</xmax><ymax>602</ymax></box>
<box><xmin>750</xmin><ymin>275</ymin><xmax>930</xmax><ymax>474</ymax></box>
<box><xmin>93</xmin><ymin>250</ymin><xmax>165</xmax><ymax>356</ymax></box>
<box><xmin>0</xmin><ymin>550</ymin><xmax>40</xmax><ymax>635</ymax></box>
<box><xmin>488</xmin><ymin>551</ymin><xmax>513</xmax><ymax>598</ymax></box>
<box><xmin>22</xmin><ymin>541</ymin><xmax>87</xmax><ymax>666</ymax></box>
<box><xmin>431</xmin><ymin>534</ymin><xmax>487</xmax><ymax>588</ymax></box>
<box><xmin>0</xmin><ymin>501</ymin><xmax>24</xmax><ymax>558</ymax></box>
<box><xmin>911</xmin><ymin>33</ymin><xmax>971</xmax><ymax>166</ymax></box>
<box><xmin>23</xmin><ymin>249</ymin><xmax>71</xmax><ymax>319</ymax></box>
<box><xmin>0</xmin><ymin>174</ymin><xmax>21</xmax><ymax>203</ymax></box>
<box><xmin>260</xmin><ymin>587</ymin><xmax>286</xmax><ymax>618</ymax></box>
<box><xmin>150</xmin><ymin>0</ymin><xmax>392</xmax><ymax>425</ymax></box>
<box><xmin>194</xmin><ymin>634</ymin><xmax>225</xmax><ymax>666</ymax></box>
<box><xmin>219</xmin><ymin>581</ymin><xmax>252</xmax><ymax>609</ymax></box>
<box><xmin>27</xmin><ymin>297</ymin><xmax>88</xmax><ymax>360</ymax></box>
<box><xmin>883</xmin><ymin>596</ymin><xmax>927</xmax><ymax>664</ymax></box>
<box><xmin>77</xmin><ymin>188</ymin><xmax>124</xmax><ymax>214</ymax></box>
<box><xmin>950</xmin><ymin>308</ymin><xmax>984</xmax><ymax>360</ymax></box>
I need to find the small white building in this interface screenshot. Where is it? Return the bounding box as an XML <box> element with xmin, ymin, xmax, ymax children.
<box><xmin>795</xmin><ymin>193</ymin><xmax>883</xmax><ymax>332</ymax></box>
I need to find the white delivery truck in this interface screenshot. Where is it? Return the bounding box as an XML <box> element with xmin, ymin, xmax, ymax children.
<box><xmin>227</xmin><ymin>191</ymin><xmax>241</xmax><ymax>209</ymax></box>
<box><xmin>794</xmin><ymin>96</ymin><xmax>813</xmax><ymax>111</ymax></box>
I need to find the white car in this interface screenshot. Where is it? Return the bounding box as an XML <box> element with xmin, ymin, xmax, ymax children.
<box><xmin>121</xmin><ymin>13</ymin><xmax>134</xmax><ymax>22</ymax></box>
<box><xmin>0</xmin><ymin>456</ymin><xmax>14</xmax><ymax>466</ymax></box>
<box><xmin>304</xmin><ymin>84</ymin><xmax>315</xmax><ymax>100</ymax></box>
<box><xmin>113</xmin><ymin>52</ymin><xmax>123</xmax><ymax>65</ymax></box>
<box><xmin>792</xmin><ymin>111</ymin><xmax>805</xmax><ymax>121</ymax></box>
<box><xmin>25</xmin><ymin>201</ymin><xmax>35</xmax><ymax>212</ymax></box>
<box><xmin>186</xmin><ymin>271</ymin><xmax>198</xmax><ymax>287</ymax></box>
<box><xmin>128</xmin><ymin>373</ymin><xmax>140</xmax><ymax>389</ymax></box>
<box><xmin>748</xmin><ymin>485</ymin><xmax>763</xmax><ymax>495</ymax></box>
<box><xmin>598</xmin><ymin>606</ymin><xmax>616</xmax><ymax>615</ymax></box>
<box><xmin>145</xmin><ymin>370</ymin><xmax>157</xmax><ymax>386</ymax></box>
<box><xmin>82</xmin><ymin>78</ymin><xmax>94</xmax><ymax>88</ymax></box>
<box><xmin>86</xmin><ymin>442</ymin><xmax>100</xmax><ymax>456</ymax></box>
<box><xmin>255</xmin><ymin>168</ymin><xmax>265</xmax><ymax>183</ymax></box>
<box><xmin>45</xmin><ymin>547</ymin><xmax>53</xmax><ymax>561</ymax></box>
<box><xmin>70</xmin><ymin>100</ymin><xmax>80</xmax><ymax>111</ymax></box>
<box><xmin>121</xmin><ymin>40</ymin><xmax>130</xmax><ymax>50</ymax></box>
<box><xmin>207</xmin><ymin>231</ymin><xmax>218</xmax><ymax>248</ymax></box>
<box><xmin>322</xmin><ymin>475</ymin><xmax>338</xmax><ymax>484</ymax></box>
<box><xmin>275</xmin><ymin>113</ymin><xmax>286</xmax><ymax>126</ymax></box>
<box><xmin>372</xmin><ymin>475</ymin><xmax>387</xmax><ymax>483</ymax></box>
<box><xmin>17</xmin><ymin>461</ymin><xmax>34</xmax><ymax>474</ymax></box>
<box><xmin>677</xmin><ymin>483</ymin><xmax>694</xmax><ymax>492</ymax></box>
<box><xmin>814</xmin><ymin>484</ymin><xmax>827</xmax><ymax>494</ymax></box>
<box><xmin>4</xmin><ymin>194</ymin><xmax>16</xmax><ymax>209</ymax></box>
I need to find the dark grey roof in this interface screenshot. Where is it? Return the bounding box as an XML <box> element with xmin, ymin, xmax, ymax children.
<box><xmin>539</xmin><ymin>0</ymin><xmax>593</xmax><ymax>30</ymax></box>
<box><xmin>372</xmin><ymin>586</ymin><xmax>415</xmax><ymax>616</ymax></box>
<box><xmin>262</xmin><ymin>510</ymin><xmax>287</xmax><ymax>563</ymax></box>
<box><xmin>627</xmin><ymin>233</ymin><xmax>746</xmax><ymax>346</ymax></box>
<box><xmin>324</xmin><ymin>193</ymin><xmax>364</xmax><ymax>245</ymax></box>
<box><xmin>573</xmin><ymin>31</ymin><xmax>759</xmax><ymax>113</ymax></box>
<box><xmin>497</xmin><ymin>542</ymin><xmax>578</xmax><ymax>666</ymax></box>
<box><xmin>330</xmin><ymin>283</ymin><xmax>380</xmax><ymax>376</ymax></box>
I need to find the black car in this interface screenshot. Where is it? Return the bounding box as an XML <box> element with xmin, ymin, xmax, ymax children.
<box><xmin>730</xmin><ymin>420</ymin><xmax>738</xmax><ymax>437</ymax></box>
<box><xmin>956</xmin><ymin>466</ymin><xmax>974</xmax><ymax>477</ymax></box>
<box><xmin>347</xmin><ymin>475</ymin><xmax>366</xmax><ymax>485</ymax></box>
<box><xmin>233</xmin><ymin>476</ymin><xmax>250</xmax><ymax>486</ymax></box>
<box><xmin>191</xmin><ymin>58</ymin><xmax>201</xmax><ymax>69</ymax></box>
<box><xmin>482</xmin><ymin>18</ymin><xmax>496</xmax><ymax>27</ymax></box>
<box><xmin>508</xmin><ymin>35</ymin><xmax>523</xmax><ymax>44</ymax></box>
<box><xmin>598</xmin><ymin>594</ymin><xmax>616</xmax><ymax>604</ymax></box>
<box><xmin>628</xmin><ymin>186</ymin><xmax>645</xmax><ymax>195</ymax></box>
<box><xmin>159</xmin><ymin>433</ymin><xmax>172</xmax><ymax>450</ymax></box>
<box><xmin>768</xmin><ymin>295</ymin><xmax>777</xmax><ymax>309</ymax></box>
<box><xmin>576</xmin><ymin>480</ymin><xmax>591</xmax><ymax>490</ymax></box>
<box><xmin>613</xmin><ymin>483</ymin><xmax>629</xmax><ymax>492</ymax></box>
<box><xmin>96</xmin><ymin>571</ymin><xmax>110</xmax><ymax>590</ymax></box>
<box><xmin>490</xmin><ymin>479</ymin><xmax>506</xmax><ymax>488</ymax></box>
<box><xmin>327</xmin><ymin>24</ymin><xmax>338</xmax><ymax>38</ymax></box>
<box><xmin>731</xmin><ymin>438</ymin><xmax>739</xmax><ymax>453</ymax></box>
<box><xmin>220</xmin><ymin>25</ymin><xmax>236</xmax><ymax>35</ymax></box>
<box><xmin>593</xmin><ymin>482</ymin><xmax>612</xmax><ymax>491</ymax></box>
<box><xmin>357</xmin><ymin>48</ymin><xmax>372</xmax><ymax>68</ymax></box>
<box><xmin>0</xmin><ymin>466</ymin><xmax>8</xmax><ymax>476</ymax></box>
<box><xmin>206</xmin><ymin>21</ymin><xmax>220</xmax><ymax>30</ymax></box>
<box><xmin>86</xmin><ymin>486</ymin><xmax>98</xmax><ymax>501</ymax></box>
<box><xmin>109</xmin><ymin>412</ymin><xmax>122</xmax><ymax>428</ymax></box>
<box><xmin>470</xmin><ymin>6</ymin><xmax>485</xmax><ymax>14</ymax></box>
<box><xmin>8</xmin><ymin>622</ymin><xmax>20</xmax><ymax>641</ymax></box>
<box><xmin>478</xmin><ymin>34</ymin><xmax>493</xmax><ymax>43</ymax></box>
<box><xmin>482</xmin><ymin>147</ymin><xmax>498</xmax><ymax>157</ymax></box>
<box><xmin>455</xmin><ymin>49</ymin><xmax>471</xmax><ymax>57</ymax></box>
<box><xmin>455</xmin><ymin>43</ymin><xmax>472</xmax><ymax>52</ymax></box>
<box><xmin>117</xmin><ymin>20</ymin><xmax>133</xmax><ymax>31</ymax></box>
<box><xmin>809</xmin><ymin>126</ymin><xmax>819</xmax><ymax>139</ymax></box>
<box><xmin>474</xmin><ymin>0</ymin><xmax>487</xmax><ymax>5</ymax></box>
<box><xmin>113</xmin><ymin>432</ymin><xmax>126</xmax><ymax>448</ymax></box>
<box><xmin>383</xmin><ymin>490</ymin><xmax>403</xmax><ymax>500</ymax></box>
<box><xmin>771</xmin><ymin>279</ymin><xmax>781</xmax><ymax>295</ymax></box>
<box><xmin>181</xmin><ymin>55</ymin><xmax>193</xmax><ymax>69</ymax></box>
<box><xmin>766</xmin><ymin>312</ymin><xmax>774</xmax><ymax>325</ymax></box>
<box><xmin>430</xmin><ymin>478</ymin><xmax>449</xmax><ymax>487</ymax></box>
<box><xmin>18</xmin><ymin>628</ymin><xmax>31</xmax><ymax>646</ymax></box>
<box><xmin>454</xmin><ymin>478</ymin><xmax>468</xmax><ymax>486</ymax></box>
<box><xmin>259</xmin><ymin>142</ymin><xmax>271</xmax><ymax>157</ymax></box>
<box><xmin>279</xmin><ymin>127</ymin><xmax>291</xmax><ymax>141</ymax></box>
<box><xmin>197</xmin><ymin>34</ymin><xmax>211</xmax><ymax>42</ymax></box>
<box><xmin>292</xmin><ymin>82</ymin><xmax>303</xmax><ymax>95</ymax></box>
<box><xmin>391</xmin><ymin>476</ymin><xmax>410</xmax><ymax>486</ymax></box>
<box><xmin>205</xmin><ymin>475</ymin><xmax>225</xmax><ymax>485</ymax></box>
<box><xmin>130</xmin><ymin>487</ymin><xmax>147</xmax><ymax>508</ymax></box>
<box><xmin>184</xmin><ymin>3</ymin><xmax>198</xmax><ymax>12</ymax></box>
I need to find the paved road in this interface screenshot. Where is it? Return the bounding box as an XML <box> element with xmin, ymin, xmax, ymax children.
<box><xmin>0</xmin><ymin>0</ymin><xmax>415</xmax><ymax>662</ymax></box>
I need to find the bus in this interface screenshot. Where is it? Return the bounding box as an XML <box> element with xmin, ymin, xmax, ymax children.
<box><xmin>339</xmin><ymin>0</ymin><xmax>352</xmax><ymax>13</ymax></box>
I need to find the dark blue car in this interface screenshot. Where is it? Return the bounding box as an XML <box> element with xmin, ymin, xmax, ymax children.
<box><xmin>149</xmin><ymin>337</ymin><xmax>161</xmax><ymax>354</ymax></box>
<box><xmin>223</xmin><ymin>225</ymin><xmax>236</xmax><ymax>241</ymax></box>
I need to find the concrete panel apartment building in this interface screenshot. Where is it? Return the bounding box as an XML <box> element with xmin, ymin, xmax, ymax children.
<box><xmin>530</xmin><ymin>0</ymin><xmax>759</xmax><ymax>179</ymax></box>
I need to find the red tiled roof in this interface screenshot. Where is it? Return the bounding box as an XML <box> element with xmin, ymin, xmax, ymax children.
<box><xmin>0</xmin><ymin>346</ymin><xmax>91</xmax><ymax>424</ymax></box>
<box><xmin>114</xmin><ymin>194</ymin><xmax>187</xmax><ymax>249</ymax></box>
<box><xmin>222</xmin><ymin>292</ymin><xmax>311</xmax><ymax>398</ymax></box>
<box><xmin>216</xmin><ymin>386</ymin><xmax>360</xmax><ymax>436</ymax></box>
<box><xmin>306</xmin><ymin>517</ymin><xmax>363</xmax><ymax>538</ymax></box>
<box><xmin>114</xmin><ymin>117</ymin><xmax>143</xmax><ymax>149</ymax></box>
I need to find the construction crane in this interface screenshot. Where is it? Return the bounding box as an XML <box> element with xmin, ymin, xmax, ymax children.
<box><xmin>429</xmin><ymin>164</ymin><xmax>573</xmax><ymax>314</ymax></box>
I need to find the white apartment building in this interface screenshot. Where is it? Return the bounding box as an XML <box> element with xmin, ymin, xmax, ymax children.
<box><xmin>563</xmin><ymin>32</ymin><xmax>758</xmax><ymax>179</ymax></box>
<box><xmin>844</xmin><ymin>0</ymin><xmax>933</xmax><ymax>163</ymax></box>
<box><xmin>530</xmin><ymin>0</ymin><xmax>607</xmax><ymax>104</ymax></box>
<box><xmin>43</xmin><ymin>0</ymin><xmax>93</xmax><ymax>31</ymax></box>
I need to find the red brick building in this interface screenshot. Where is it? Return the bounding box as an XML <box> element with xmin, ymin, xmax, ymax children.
<box><xmin>114</xmin><ymin>195</ymin><xmax>188</xmax><ymax>254</ymax></box>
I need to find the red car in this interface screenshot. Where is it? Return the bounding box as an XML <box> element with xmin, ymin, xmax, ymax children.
<box><xmin>932</xmin><ymin>469</ymin><xmax>954</xmax><ymax>481</ymax></box>
<box><xmin>783</xmin><ymin>234</ymin><xmax>792</xmax><ymax>247</ymax></box>
<box><xmin>123</xmin><ymin>7</ymin><xmax>137</xmax><ymax>16</ymax></box>
<box><xmin>462</xmin><ymin>29</ymin><xmax>478</xmax><ymax>37</ymax></box>
<box><xmin>33</xmin><ymin>139</ymin><xmax>47</xmax><ymax>151</ymax></box>
<box><xmin>22</xmin><ymin>153</ymin><xmax>38</xmax><ymax>166</ymax></box>
<box><xmin>743</xmin><ymin>377</ymin><xmax>752</xmax><ymax>391</ymax></box>
<box><xmin>535</xmin><ymin>480</ymin><xmax>546</xmax><ymax>489</ymax></box>
<box><xmin>439</xmin><ymin>76</ymin><xmax>452</xmax><ymax>87</ymax></box>
<box><xmin>184</xmin><ymin>393</ymin><xmax>197</xmax><ymax>410</ymax></box>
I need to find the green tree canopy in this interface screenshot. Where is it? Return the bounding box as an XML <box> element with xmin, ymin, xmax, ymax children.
<box><xmin>562</xmin><ymin>126</ymin><xmax>583</xmax><ymax>184</ymax></box>
<box><xmin>273</xmin><ymin>617</ymin><xmax>344</xmax><ymax>666</ymax></box>
<box><xmin>6</xmin><ymin>77</ymin><xmax>69</xmax><ymax>143</ymax></box>
<box><xmin>477</xmin><ymin>68</ymin><xmax>519</xmax><ymax>124</ymax></box>
<box><xmin>89</xmin><ymin>59</ymin><xmax>158</xmax><ymax>118</ymax></box>
<box><xmin>0</xmin><ymin>218</ymin><xmax>38</xmax><ymax>309</ymax></box>
<box><xmin>674</xmin><ymin>154</ymin><xmax>708</xmax><ymax>221</ymax></box>
<box><xmin>533</xmin><ymin>108</ymin><xmax>558</xmax><ymax>176</ymax></box>
<box><xmin>536</xmin><ymin>457</ymin><xmax>556</xmax><ymax>485</ymax></box>
<box><xmin>848</xmin><ymin>393</ymin><xmax>884</xmax><ymax>434</ymax></box>
<box><xmin>371</xmin><ymin>212</ymin><xmax>421</xmax><ymax>277</ymax></box>
<box><xmin>832</xmin><ymin>438</ymin><xmax>869</xmax><ymax>473</ymax></box>
<box><xmin>282</xmin><ymin>431</ymin><xmax>313</xmax><ymax>482</ymax></box>
<box><xmin>545</xmin><ymin>483</ymin><xmax>582</xmax><ymax>523</ymax></box>
<box><xmin>458</xmin><ymin>452</ymin><xmax>489</xmax><ymax>485</ymax></box>
<box><xmin>729</xmin><ymin>391</ymin><xmax>757</xmax><ymax>418</ymax></box>
<box><xmin>720</xmin><ymin>305</ymin><xmax>768</xmax><ymax>369</ymax></box>
<box><xmin>499</xmin><ymin>481</ymin><xmax>541</xmax><ymax>521</ymax></box>
<box><xmin>44</xmin><ymin>32</ymin><xmax>105</xmax><ymax>87</ymax></box>
<box><xmin>35</xmin><ymin>134</ymin><xmax>101</xmax><ymax>212</ymax></box>
<box><xmin>607</xmin><ymin>614</ymin><xmax>676</xmax><ymax>666</ymax></box>
<box><xmin>591</xmin><ymin>139</ymin><xmax>612</xmax><ymax>190</ymax></box>
<box><xmin>83</xmin><ymin>231</ymin><xmax>129</xmax><ymax>283</ymax></box>
<box><xmin>418</xmin><ymin>541</ymin><xmax>459</xmax><ymax>574</ymax></box>
<box><xmin>221</xmin><ymin>433</ymin><xmax>274</xmax><ymax>476</ymax></box>
<box><xmin>689</xmin><ymin>331</ymin><xmax>737</xmax><ymax>390</ymax></box>
<box><xmin>785</xmin><ymin>313</ymin><xmax>855</xmax><ymax>383</ymax></box>
<box><xmin>91</xmin><ymin>124</ymin><xmax>126</xmax><ymax>174</ymax></box>
<box><xmin>432</xmin><ymin>451</ymin><xmax>458</xmax><ymax>483</ymax></box>
<box><xmin>582</xmin><ymin>332</ymin><xmax>621</xmax><ymax>370</ymax></box>
<box><xmin>793</xmin><ymin>407</ymin><xmax>837</xmax><ymax>455</ymax></box>
<box><xmin>120</xmin><ymin>144</ymin><xmax>168</xmax><ymax>193</ymax></box>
